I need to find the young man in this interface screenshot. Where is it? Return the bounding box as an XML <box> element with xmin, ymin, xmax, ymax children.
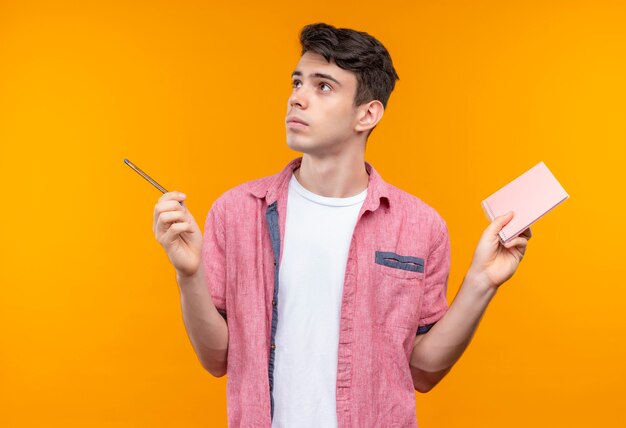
<box><xmin>153</xmin><ymin>23</ymin><xmax>530</xmax><ymax>427</ymax></box>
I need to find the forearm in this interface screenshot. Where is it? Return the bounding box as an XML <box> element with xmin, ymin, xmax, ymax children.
<box><xmin>409</xmin><ymin>212</ymin><xmax>530</xmax><ymax>391</ymax></box>
<box><xmin>410</xmin><ymin>274</ymin><xmax>496</xmax><ymax>384</ymax></box>
<box><xmin>177</xmin><ymin>267</ymin><xmax>229</xmax><ymax>377</ymax></box>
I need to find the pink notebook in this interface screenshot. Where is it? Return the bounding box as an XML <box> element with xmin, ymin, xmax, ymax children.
<box><xmin>481</xmin><ymin>162</ymin><xmax>569</xmax><ymax>243</ymax></box>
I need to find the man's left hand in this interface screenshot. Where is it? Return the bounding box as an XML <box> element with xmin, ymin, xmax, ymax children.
<box><xmin>467</xmin><ymin>211</ymin><xmax>531</xmax><ymax>290</ymax></box>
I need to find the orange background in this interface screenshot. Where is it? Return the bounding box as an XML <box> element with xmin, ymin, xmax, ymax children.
<box><xmin>1</xmin><ymin>1</ymin><xmax>624</xmax><ymax>426</ymax></box>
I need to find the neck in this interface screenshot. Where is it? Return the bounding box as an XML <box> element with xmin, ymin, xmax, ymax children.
<box><xmin>295</xmin><ymin>151</ymin><xmax>369</xmax><ymax>198</ymax></box>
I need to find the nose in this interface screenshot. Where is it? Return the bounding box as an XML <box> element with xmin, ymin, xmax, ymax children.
<box><xmin>288</xmin><ymin>86</ymin><xmax>308</xmax><ymax>109</ymax></box>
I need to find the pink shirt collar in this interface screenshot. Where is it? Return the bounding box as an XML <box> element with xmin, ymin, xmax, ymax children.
<box><xmin>247</xmin><ymin>157</ymin><xmax>389</xmax><ymax>213</ymax></box>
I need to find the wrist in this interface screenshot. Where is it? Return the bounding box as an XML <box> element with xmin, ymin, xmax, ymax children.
<box><xmin>176</xmin><ymin>266</ymin><xmax>204</xmax><ymax>286</ymax></box>
<box><xmin>462</xmin><ymin>270</ymin><xmax>498</xmax><ymax>298</ymax></box>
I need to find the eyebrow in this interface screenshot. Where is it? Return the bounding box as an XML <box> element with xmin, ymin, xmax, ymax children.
<box><xmin>291</xmin><ymin>70</ymin><xmax>342</xmax><ymax>86</ymax></box>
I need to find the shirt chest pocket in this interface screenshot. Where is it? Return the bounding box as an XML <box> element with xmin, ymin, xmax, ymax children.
<box><xmin>371</xmin><ymin>251</ymin><xmax>425</xmax><ymax>331</ymax></box>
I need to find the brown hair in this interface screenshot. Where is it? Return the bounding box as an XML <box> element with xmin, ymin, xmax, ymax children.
<box><xmin>300</xmin><ymin>23</ymin><xmax>400</xmax><ymax>108</ymax></box>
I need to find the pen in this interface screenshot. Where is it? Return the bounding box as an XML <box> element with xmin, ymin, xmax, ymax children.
<box><xmin>123</xmin><ymin>158</ymin><xmax>169</xmax><ymax>194</ymax></box>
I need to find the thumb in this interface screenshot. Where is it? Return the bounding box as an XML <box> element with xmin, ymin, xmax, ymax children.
<box><xmin>488</xmin><ymin>211</ymin><xmax>514</xmax><ymax>235</ymax></box>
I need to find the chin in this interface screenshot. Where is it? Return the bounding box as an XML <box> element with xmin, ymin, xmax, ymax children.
<box><xmin>288</xmin><ymin>137</ymin><xmax>343</xmax><ymax>158</ymax></box>
<box><xmin>286</xmin><ymin>135</ymin><xmax>311</xmax><ymax>154</ymax></box>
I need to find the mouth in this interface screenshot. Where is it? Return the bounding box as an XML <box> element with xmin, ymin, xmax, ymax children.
<box><xmin>286</xmin><ymin>116</ymin><xmax>309</xmax><ymax>129</ymax></box>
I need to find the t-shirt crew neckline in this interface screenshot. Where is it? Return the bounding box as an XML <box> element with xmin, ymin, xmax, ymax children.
<box><xmin>289</xmin><ymin>173</ymin><xmax>368</xmax><ymax>207</ymax></box>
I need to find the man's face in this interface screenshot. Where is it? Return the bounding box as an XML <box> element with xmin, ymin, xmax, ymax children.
<box><xmin>285</xmin><ymin>52</ymin><xmax>361</xmax><ymax>155</ymax></box>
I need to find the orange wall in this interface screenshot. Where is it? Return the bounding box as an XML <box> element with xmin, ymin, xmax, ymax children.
<box><xmin>1</xmin><ymin>1</ymin><xmax>624</xmax><ymax>426</ymax></box>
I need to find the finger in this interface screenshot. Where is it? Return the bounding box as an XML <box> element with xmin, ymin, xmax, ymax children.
<box><xmin>160</xmin><ymin>210</ymin><xmax>186</xmax><ymax>224</ymax></box>
<box><xmin>503</xmin><ymin>235</ymin><xmax>529</xmax><ymax>250</ymax></box>
<box><xmin>153</xmin><ymin>199</ymin><xmax>186</xmax><ymax>228</ymax></box>
<box><xmin>158</xmin><ymin>191</ymin><xmax>187</xmax><ymax>204</ymax></box>
<box><xmin>157</xmin><ymin>191</ymin><xmax>186</xmax><ymax>210</ymax></box>
<box><xmin>520</xmin><ymin>227</ymin><xmax>532</xmax><ymax>240</ymax></box>
<box><xmin>159</xmin><ymin>221</ymin><xmax>195</xmax><ymax>246</ymax></box>
<box><xmin>155</xmin><ymin>211</ymin><xmax>187</xmax><ymax>236</ymax></box>
<box><xmin>154</xmin><ymin>199</ymin><xmax>185</xmax><ymax>219</ymax></box>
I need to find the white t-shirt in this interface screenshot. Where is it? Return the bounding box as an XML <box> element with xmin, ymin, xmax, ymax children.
<box><xmin>271</xmin><ymin>173</ymin><xmax>367</xmax><ymax>428</ymax></box>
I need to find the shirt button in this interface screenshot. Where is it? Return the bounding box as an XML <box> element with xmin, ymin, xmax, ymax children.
<box><xmin>271</xmin><ymin>343</ymin><xmax>276</xmax><ymax>350</ymax></box>
<box><xmin>272</xmin><ymin>300</ymin><xmax>276</xmax><ymax>306</ymax></box>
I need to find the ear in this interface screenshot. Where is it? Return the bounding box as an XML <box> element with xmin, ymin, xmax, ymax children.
<box><xmin>354</xmin><ymin>100</ymin><xmax>384</xmax><ymax>133</ymax></box>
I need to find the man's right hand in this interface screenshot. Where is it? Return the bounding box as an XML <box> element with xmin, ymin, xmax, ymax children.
<box><xmin>155</xmin><ymin>192</ymin><xmax>228</xmax><ymax>377</ymax></box>
<box><xmin>153</xmin><ymin>192</ymin><xmax>203</xmax><ymax>278</ymax></box>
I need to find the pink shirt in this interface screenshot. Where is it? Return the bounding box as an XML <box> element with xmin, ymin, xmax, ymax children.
<box><xmin>202</xmin><ymin>157</ymin><xmax>450</xmax><ymax>427</ymax></box>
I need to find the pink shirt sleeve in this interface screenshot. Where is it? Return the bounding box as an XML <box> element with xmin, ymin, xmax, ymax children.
<box><xmin>201</xmin><ymin>198</ymin><xmax>227</xmax><ymax>314</ymax></box>
<box><xmin>419</xmin><ymin>219</ymin><xmax>450</xmax><ymax>328</ymax></box>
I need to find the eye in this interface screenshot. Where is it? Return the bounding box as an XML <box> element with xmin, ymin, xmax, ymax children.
<box><xmin>292</xmin><ymin>79</ymin><xmax>302</xmax><ymax>89</ymax></box>
<box><xmin>319</xmin><ymin>82</ymin><xmax>332</xmax><ymax>92</ymax></box>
